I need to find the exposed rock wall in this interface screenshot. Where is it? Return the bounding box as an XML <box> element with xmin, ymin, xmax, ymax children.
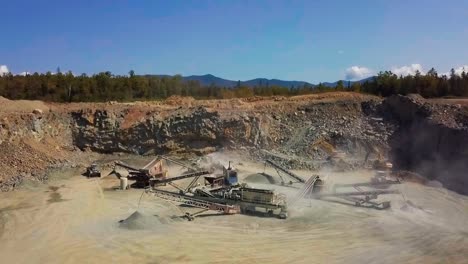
<box><xmin>71</xmin><ymin>107</ymin><xmax>267</xmax><ymax>155</ymax></box>
<box><xmin>0</xmin><ymin>110</ymin><xmax>75</xmax><ymax>190</ymax></box>
<box><xmin>0</xmin><ymin>112</ymin><xmax>71</xmax><ymax>143</ymax></box>
<box><xmin>2</xmin><ymin>93</ymin><xmax>467</xmax><ymax>195</ymax></box>
<box><xmin>70</xmin><ymin>99</ymin><xmax>395</xmax><ymax>171</ymax></box>
<box><xmin>383</xmin><ymin>95</ymin><xmax>468</xmax><ymax>194</ymax></box>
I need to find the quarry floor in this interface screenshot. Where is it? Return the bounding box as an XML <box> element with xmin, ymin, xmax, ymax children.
<box><xmin>1</xmin><ymin>152</ymin><xmax>468</xmax><ymax>264</ymax></box>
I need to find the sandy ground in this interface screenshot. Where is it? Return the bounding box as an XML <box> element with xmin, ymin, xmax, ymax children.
<box><xmin>1</xmin><ymin>92</ymin><xmax>375</xmax><ymax>115</ymax></box>
<box><xmin>1</xmin><ymin>153</ymin><xmax>468</xmax><ymax>264</ymax></box>
<box><xmin>429</xmin><ymin>98</ymin><xmax>468</xmax><ymax>106</ymax></box>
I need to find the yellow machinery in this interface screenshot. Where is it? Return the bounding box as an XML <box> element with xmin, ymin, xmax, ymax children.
<box><xmin>311</xmin><ymin>138</ymin><xmax>346</xmax><ymax>161</ymax></box>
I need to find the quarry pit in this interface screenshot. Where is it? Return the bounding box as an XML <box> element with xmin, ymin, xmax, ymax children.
<box><xmin>1</xmin><ymin>92</ymin><xmax>468</xmax><ymax>263</ymax></box>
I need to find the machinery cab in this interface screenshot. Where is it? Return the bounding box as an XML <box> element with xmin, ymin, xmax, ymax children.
<box><xmin>373</xmin><ymin>160</ymin><xmax>393</xmax><ymax>171</ymax></box>
<box><xmin>204</xmin><ymin>175</ymin><xmax>225</xmax><ymax>188</ymax></box>
<box><xmin>371</xmin><ymin>162</ymin><xmax>401</xmax><ymax>187</ymax></box>
<box><xmin>147</xmin><ymin>159</ymin><xmax>168</xmax><ymax>180</ymax></box>
<box><xmin>223</xmin><ymin>161</ymin><xmax>238</xmax><ymax>186</ymax></box>
<box><xmin>311</xmin><ymin>176</ymin><xmax>324</xmax><ymax>194</ymax></box>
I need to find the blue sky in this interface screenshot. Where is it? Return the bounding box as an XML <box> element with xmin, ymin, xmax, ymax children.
<box><xmin>1</xmin><ymin>0</ymin><xmax>467</xmax><ymax>83</ymax></box>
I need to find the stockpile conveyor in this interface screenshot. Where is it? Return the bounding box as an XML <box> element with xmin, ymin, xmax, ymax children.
<box><xmin>150</xmin><ymin>170</ymin><xmax>210</xmax><ymax>187</ymax></box>
<box><xmin>265</xmin><ymin>159</ymin><xmax>305</xmax><ymax>185</ymax></box>
<box><xmin>147</xmin><ymin>188</ymin><xmax>240</xmax><ymax>216</ymax></box>
<box><xmin>264</xmin><ymin>159</ymin><xmax>398</xmax><ymax>210</ymax></box>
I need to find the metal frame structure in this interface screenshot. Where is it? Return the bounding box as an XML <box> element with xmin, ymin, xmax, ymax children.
<box><xmin>148</xmin><ymin>188</ymin><xmax>240</xmax><ymax>215</ymax></box>
<box><xmin>265</xmin><ymin>159</ymin><xmax>305</xmax><ymax>185</ymax></box>
<box><xmin>264</xmin><ymin>158</ymin><xmax>398</xmax><ymax>210</ymax></box>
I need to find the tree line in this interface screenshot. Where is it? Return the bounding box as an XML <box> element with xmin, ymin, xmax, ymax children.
<box><xmin>0</xmin><ymin>70</ymin><xmax>323</xmax><ymax>102</ymax></box>
<box><xmin>0</xmin><ymin>68</ymin><xmax>467</xmax><ymax>102</ymax></box>
<box><xmin>358</xmin><ymin>68</ymin><xmax>468</xmax><ymax>97</ymax></box>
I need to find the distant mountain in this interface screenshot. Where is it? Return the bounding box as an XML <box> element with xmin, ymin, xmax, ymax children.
<box><xmin>358</xmin><ymin>76</ymin><xmax>376</xmax><ymax>83</ymax></box>
<box><xmin>243</xmin><ymin>78</ymin><xmax>312</xmax><ymax>88</ymax></box>
<box><xmin>181</xmin><ymin>74</ymin><xmax>314</xmax><ymax>88</ymax></box>
<box><xmin>145</xmin><ymin>74</ymin><xmax>374</xmax><ymax>88</ymax></box>
<box><xmin>184</xmin><ymin>74</ymin><xmax>236</xmax><ymax>87</ymax></box>
<box><xmin>321</xmin><ymin>76</ymin><xmax>376</xmax><ymax>87</ymax></box>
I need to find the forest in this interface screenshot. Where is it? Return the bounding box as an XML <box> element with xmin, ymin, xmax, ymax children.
<box><xmin>1</xmin><ymin>68</ymin><xmax>467</xmax><ymax>102</ymax></box>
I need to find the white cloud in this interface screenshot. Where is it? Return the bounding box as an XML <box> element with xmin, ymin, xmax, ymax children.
<box><xmin>345</xmin><ymin>66</ymin><xmax>373</xmax><ymax>80</ymax></box>
<box><xmin>0</xmin><ymin>65</ymin><xmax>9</xmax><ymax>76</ymax></box>
<box><xmin>442</xmin><ymin>65</ymin><xmax>468</xmax><ymax>76</ymax></box>
<box><xmin>391</xmin><ymin>64</ymin><xmax>424</xmax><ymax>76</ymax></box>
<box><xmin>18</xmin><ymin>72</ymin><xmax>31</xmax><ymax>76</ymax></box>
<box><xmin>455</xmin><ymin>65</ymin><xmax>468</xmax><ymax>75</ymax></box>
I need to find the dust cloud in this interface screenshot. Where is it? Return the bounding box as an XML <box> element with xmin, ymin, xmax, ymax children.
<box><xmin>0</xmin><ymin>155</ymin><xmax>467</xmax><ymax>263</ymax></box>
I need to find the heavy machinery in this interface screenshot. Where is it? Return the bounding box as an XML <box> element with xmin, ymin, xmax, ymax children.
<box><xmin>265</xmin><ymin>159</ymin><xmax>306</xmax><ymax>186</ymax></box>
<box><xmin>122</xmin><ymin>155</ymin><xmax>400</xmax><ymax>220</ymax></box>
<box><xmin>362</xmin><ymin>141</ymin><xmax>393</xmax><ymax>170</ymax></box>
<box><xmin>311</xmin><ymin>138</ymin><xmax>349</xmax><ymax>171</ymax></box>
<box><xmin>311</xmin><ymin>138</ymin><xmax>347</xmax><ymax>160</ymax></box>
<box><xmin>311</xmin><ymin>138</ymin><xmax>341</xmax><ymax>160</ymax></box>
<box><xmin>362</xmin><ymin>142</ymin><xmax>400</xmax><ymax>186</ymax></box>
<box><xmin>148</xmin><ymin>188</ymin><xmax>241</xmax><ymax>221</ymax></box>
<box><xmin>110</xmin><ymin>156</ymin><xmax>208</xmax><ymax>188</ymax></box>
<box><xmin>206</xmin><ymin>183</ymin><xmax>288</xmax><ymax>218</ymax></box>
<box><xmin>150</xmin><ymin>170</ymin><xmax>211</xmax><ymax>193</ymax></box>
<box><xmin>146</xmin><ymin>157</ymin><xmax>399</xmax><ymax>218</ymax></box>
<box><xmin>85</xmin><ymin>163</ymin><xmax>101</xmax><ymax>178</ymax></box>
<box><xmin>322</xmin><ymin>182</ymin><xmax>399</xmax><ymax>209</ymax></box>
<box><xmin>287</xmin><ymin>175</ymin><xmax>399</xmax><ymax>210</ymax></box>
<box><xmin>111</xmin><ymin>157</ymin><xmax>168</xmax><ymax>187</ymax></box>
<box><xmin>146</xmin><ymin>162</ymin><xmax>288</xmax><ymax>220</ymax></box>
<box><xmin>264</xmin><ymin>159</ymin><xmax>398</xmax><ymax>210</ymax></box>
<box><xmin>264</xmin><ymin>159</ymin><xmax>324</xmax><ymax>193</ymax></box>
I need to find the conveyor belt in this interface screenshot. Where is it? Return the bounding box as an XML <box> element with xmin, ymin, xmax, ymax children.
<box><xmin>266</xmin><ymin>159</ymin><xmax>305</xmax><ymax>183</ymax></box>
<box><xmin>150</xmin><ymin>171</ymin><xmax>210</xmax><ymax>184</ymax></box>
<box><xmin>148</xmin><ymin>189</ymin><xmax>240</xmax><ymax>214</ymax></box>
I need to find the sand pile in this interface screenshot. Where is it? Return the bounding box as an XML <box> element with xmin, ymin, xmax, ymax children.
<box><xmin>244</xmin><ymin>173</ymin><xmax>277</xmax><ymax>184</ymax></box>
<box><xmin>164</xmin><ymin>96</ymin><xmax>195</xmax><ymax>106</ymax></box>
<box><xmin>0</xmin><ymin>140</ymin><xmax>61</xmax><ymax>190</ymax></box>
<box><xmin>118</xmin><ymin>210</ymin><xmax>171</xmax><ymax>230</ymax></box>
<box><xmin>0</xmin><ymin>96</ymin><xmax>49</xmax><ymax>113</ymax></box>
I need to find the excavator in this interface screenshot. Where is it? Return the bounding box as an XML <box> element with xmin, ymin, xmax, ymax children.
<box><xmin>362</xmin><ymin>141</ymin><xmax>392</xmax><ymax>170</ymax></box>
<box><xmin>311</xmin><ymin>138</ymin><xmax>340</xmax><ymax>160</ymax></box>
<box><xmin>310</xmin><ymin>138</ymin><xmax>349</xmax><ymax>171</ymax></box>
<box><xmin>361</xmin><ymin>141</ymin><xmax>400</xmax><ymax>186</ymax></box>
<box><xmin>311</xmin><ymin>137</ymin><xmax>392</xmax><ymax>172</ymax></box>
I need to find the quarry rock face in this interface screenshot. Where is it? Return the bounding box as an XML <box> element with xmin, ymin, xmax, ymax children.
<box><xmin>0</xmin><ymin>111</ymin><xmax>74</xmax><ymax>191</ymax></box>
<box><xmin>71</xmin><ymin>107</ymin><xmax>266</xmax><ymax>155</ymax></box>
<box><xmin>383</xmin><ymin>95</ymin><xmax>468</xmax><ymax>194</ymax></box>
<box><xmin>1</xmin><ymin>93</ymin><xmax>468</xmax><ymax>195</ymax></box>
<box><xmin>70</xmin><ymin>97</ymin><xmax>396</xmax><ymax>170</ymax></box>
<box><xmin>69</xmin><ymin>95</ymin><xmax>468</xmax><ymax>194</ymax></box>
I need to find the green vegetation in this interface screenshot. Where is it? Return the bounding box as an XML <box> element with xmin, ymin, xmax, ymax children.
<box><xmin>1</xmin><ymin>68</ymin><xmax>467</xmax><ymax>102</ymax></box>
<box><xmin>360</xmin><ymin>68</ymin><xmax>468</xmax><ymax>97</ymax></box>
<box><xmin>0</xmin><ymin>70</ymin><xmax>320</xmax><ymax>102</ymax></box>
